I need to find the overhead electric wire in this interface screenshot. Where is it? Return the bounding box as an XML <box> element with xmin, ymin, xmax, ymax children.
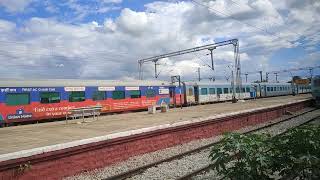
<box><xmin>192</xmin><ymin>52</ymin><xmax>212</xmax><ymax>69</ymax></box>
<box><xmin>227</xmin><ymin>0</ymin><xmax>308</xmax><ymax>39</ymax></box>
<box><xmin>190</xmin><ymin>0</ymin><xmax>309</xmax><ymax>49</ymax></box>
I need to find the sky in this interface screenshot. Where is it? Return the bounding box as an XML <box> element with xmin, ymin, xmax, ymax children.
<box><xmin>0</xmin><ymin>0</ymin><xmax>319</xmax><ymax>83</ymax></box>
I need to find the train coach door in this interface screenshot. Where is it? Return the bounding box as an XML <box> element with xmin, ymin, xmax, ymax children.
<box><xmin>194</xmin><ymin>86</ymin><xmax>199</xmax><ymax>103</ymax></box>
<box><xmin>169</xmin><ymin>87</ymin><xmax>176</xmax><ymax>106</ymax></box>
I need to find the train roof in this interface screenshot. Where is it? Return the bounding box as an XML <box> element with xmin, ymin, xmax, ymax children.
<box><xmin>182</xmin><ymin>81</ymin><xmax>255</xmax><ymax>86</ymax></box>
<box><xmin>0</xmin><ymin>79</ymin><xmax>171</xmax><ymax>87</ymax></box>
<box><xmin>257</xmin><ymin>82</ymin><xmax>293</xmax><ymax>86</ymax></box>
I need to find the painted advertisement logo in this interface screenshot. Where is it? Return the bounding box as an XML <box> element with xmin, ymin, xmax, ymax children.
<box><xmin>7</xmin><ymin>109</ymin><xmax>33</xmax><ymax>120</ymax></box>
<box><xmin>159</xmin><ymin>88</ymin><xmax>169</xmax><ymax>95</ymax></box>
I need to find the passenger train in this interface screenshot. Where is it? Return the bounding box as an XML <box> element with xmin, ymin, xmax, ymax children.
<box><xmin>311</xmin><ymin>76</ymin><xmax>320</xmax><ymax>107</ymax></box>
<box><xmin>0</xmin><ymin>79</ymin><xmax>311</xmax><ymax>126</ymax></box>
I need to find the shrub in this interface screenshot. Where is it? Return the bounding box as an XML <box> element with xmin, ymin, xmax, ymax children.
<box><xmin>209</xmin><ymin>125</ymin><xmax>320</xmax><ymax>180</ymax></box>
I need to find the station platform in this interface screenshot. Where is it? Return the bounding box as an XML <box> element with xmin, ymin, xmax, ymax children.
<box><xmin>0</xmin><ymin>94</ymin><xmax>313</xmax><ymax>179</ymax></box>
<box><xmin>0</xmin><ymin>94</ymin><xmax>311</xmax><ymax>157</ymax></box>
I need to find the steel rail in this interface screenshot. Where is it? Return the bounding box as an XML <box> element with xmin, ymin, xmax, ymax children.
<box><xmin>102</xmin><ymin>108</ymin><xmax>318</xmax><ymax>180</ymax></box>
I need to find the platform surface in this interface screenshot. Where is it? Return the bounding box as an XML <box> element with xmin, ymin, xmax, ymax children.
<box><xmin>0</xmin><ymin>94</ymin><xmax>311</xmax><ymax>156</ymax></box>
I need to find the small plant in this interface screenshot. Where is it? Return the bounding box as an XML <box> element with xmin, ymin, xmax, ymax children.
<box><xmin>209</xmin><ymin>133</ymin><xmax>274</xmax><ymax>180</ymax></box>
<box><xmin>209</xmin><ymin>125</ymin><xmax>320</xmax><ymax>180</ymax></box>
<box><xmin>271</xmin><ymin>125</ymin><xmax>320</xmax><ymax>179</ymax></box>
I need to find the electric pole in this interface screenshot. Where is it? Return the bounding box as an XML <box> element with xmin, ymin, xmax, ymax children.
<box><xmin>208</xmin><ymin>47</ymin><xmax>216</xmax><ymax>71</ymax></box>
<box><xmin>245</xmin><ymin>73</ymin><xmax>248</xmax><ymax>83</ymax></box>
<box><xmin>274</xmin><ymin>72</ymin><xmax>278</xmax><ymax>82</ymax></box>
<box><xmin>154</xmin><ymin>59</ymin><xmax>159</xmax><ymax>78</ymax></box>
<box><xmin>309</xmin><ymin>68</ymin><xmax>313</xmax><ymax>79</ymax></box>
<box><xmin>231</xmin><ymin>69</ymin><xmax>236</xmax><ymax>103</ymax></box>
<box><xmin>259</xmin><ymin>71</ymin><xmax>263</xmax><ymax>82</ymax></box>
<box><xmin>197</xmin><ymin>67</ymin><xmax>201</xmax><ymax>81</ymax></box>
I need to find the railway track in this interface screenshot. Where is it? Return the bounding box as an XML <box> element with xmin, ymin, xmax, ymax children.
<box><xmin>101</xmin><ymin>108</ymin><xmax>320</xmax><ymax>180</ymax></box>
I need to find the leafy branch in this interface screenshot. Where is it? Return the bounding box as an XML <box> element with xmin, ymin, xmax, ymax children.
<box><xmin>209</xmin><ymin>125</ymin><xmax>320</xmax><ymax>180</ymax></box>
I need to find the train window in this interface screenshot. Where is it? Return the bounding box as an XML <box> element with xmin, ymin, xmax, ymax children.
<box><xmin>217</xmin><ymin>88</ymin><xmax>223</xmax><ymax>95</ymax></box>
<box><xmin>92</xmin><ymin>91</ymin><xmax>106</xmax><ymax>101</ymax></box>
<box><xmin>209</xmin><ymin>88</ymin><xmax>215</xmax><ymax>94</ymax></box>
<box><xmin>267</xmin><ymin>87</ymin><xmax>270</xmax><ymax>91</ymax></box>
<box><xmin>6</xmin><ymin>93</ymin><xmax>30</xmax><ymax>106</ymax></box>
<box><xmin>130</xmin><ymin>90</ymin><xmax>141</xmax><ymax>98</ymax></box>
<box><xmin>201</xmin><ymin>88</ymin><xmax>208</xmax><ymax>95</ymax></box>
<box><xmin>274</xmin><ymin>87</ymin><xmax>277</xmax><ymax>91</ymax></box>
<box><xmin>314</xmin><ymin>79</ymin><xmax>320</xmax><ymax>86</ymax></box>
<box><xmin>146</xmin><ymin>89</ymin><xmax>156</xmax><ymax>98</ymax></box>
<box><xmin>69</xmin><ymin>91</ymin><xmax>85</xmax><ymax>102</ymax></box>
<box><xmin>112</xmin><ymin>91</ymin><xmax>125</xmax><ymax>99</ymax></box>
<box><xmin>246</xmin><ymin>87</ymin><xmax>250</xmax><ymax>92</ymax></box>
<box><xmin>223</xmin><ymin>88</ymin><xmax>229</xmax><ymax>94</ymax></box>
<box><xmin>40</xmin><ymin>92</ymin><xmax>60</xmax><ymax>104</ymax></box>
<box><xmin>188</xmin><ymin>88</ymin><xmax>194</xmax><ymax>96</ymax></box>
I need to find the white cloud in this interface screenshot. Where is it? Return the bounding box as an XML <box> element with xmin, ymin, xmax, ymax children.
<box><xmin>0</xmin><ymin>19</ymin><xmax>16</xmax><ymax>33</ymax></box>
<box><xmin>102</xmin><ymin>0</ymin><xmax>122</xmax><ymax>3</ymax></box>
<box><xmin>0</xmin><ymin>0</ymin><xmax>319</xmax><ymax>81</ymax></box>
<box><xmin>117</xmin><ymin>8</ymin><xmax>149</xmax><ymax>35</ymax></box>
<box><xmin>0</xmin><ymin>0</ymin><xmax>34</xmax><ymax>12</ymax></box>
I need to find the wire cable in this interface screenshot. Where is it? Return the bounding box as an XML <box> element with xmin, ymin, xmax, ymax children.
<box><xmin>190</xmin><ymin>0</ymin><xmax>309</xmax><ymax>50</ymax></box>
